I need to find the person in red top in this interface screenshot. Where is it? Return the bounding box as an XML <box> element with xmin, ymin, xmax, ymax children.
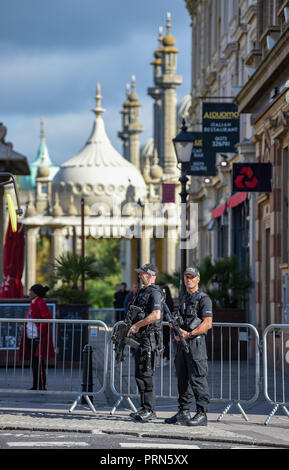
<box><xmin>19</xmin><ymin>284</ymin><xmax>55</xmax><ymax>390</ymax></box>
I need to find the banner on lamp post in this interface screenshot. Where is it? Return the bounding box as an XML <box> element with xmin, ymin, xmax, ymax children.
<box><xmin>186</xmin><ymin>132</ymin><xmax>217</xmax><ymax>176</ymax></box>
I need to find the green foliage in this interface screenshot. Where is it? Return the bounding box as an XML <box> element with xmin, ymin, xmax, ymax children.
<box><xmin>198</xmin><ymin>255</ymin><xmax>252</xmax><ymax>309</ymax></box>
<box><xmin>159</xmin><ymin>255</ymin><xmax>252</xmax><ymax>309</ymax></box>
<box><xmin>47</xmin><ymin>239</ymin><xmax>122</xmax><ymax>307</ymax></box>
<box><xmin>158</xmin><ymin>271</ymin><xmax>180</xmax><ymax>289</ymax></box>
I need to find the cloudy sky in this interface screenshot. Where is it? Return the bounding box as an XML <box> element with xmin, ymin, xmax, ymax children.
<box><xmin>1</xmin><ymin>0</ymin><xmax>191</xmax><ymax>167</ymax></box>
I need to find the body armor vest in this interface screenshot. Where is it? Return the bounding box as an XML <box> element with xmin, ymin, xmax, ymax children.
<box><xmin>131</xmin><ymin>284</ymin><xmax>164</xmax><ymax>335</ymax></box>
<box><xmin>180</xmin><ymin>291</ymin><xmax>203</xmax><ymax>330</ymax></box>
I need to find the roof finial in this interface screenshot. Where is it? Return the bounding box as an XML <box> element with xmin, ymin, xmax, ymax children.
<box><xmin>93</xmin><ymin>83</ymin><xmax>105</xmax><ymax>117</ymax></box>
<box><xmin>131</xmin><ymin>75</ymin><xmax>136</xmax><ymax>92</ymax></box>
<box><xmin>40</xmin><ymin>117</ymin><xmax>45</xmax><ymax>142</ymax></box>
<box><xmin>166</xmin><ymin>12</ymin><xmax>172</xmax><ymax>35</ymax></box>
<box><xmin>158</xmin><ymin>26</ymin><xmax>163</xmax><ymax>43</ymax></box>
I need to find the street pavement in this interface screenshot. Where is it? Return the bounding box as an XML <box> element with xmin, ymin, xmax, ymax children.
<box><xmin>0</xmin><ymin>392</ymin><xmax>288</xmax><ymax>449</ymax></box>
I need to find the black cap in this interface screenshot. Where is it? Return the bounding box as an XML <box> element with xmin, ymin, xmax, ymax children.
<box><xmin>135</xmin><ymin>263</ymin><xmax>158</xmax><ymax>276</ymax></box>
<box><xmin>184</xmin><ymin>267</ymin><xmax>200</xmax><ymax>277</ymax></box>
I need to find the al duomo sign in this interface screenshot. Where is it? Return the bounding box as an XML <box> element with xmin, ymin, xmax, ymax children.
<box><xmin>186</xmin><ymin>103</ymin><xmax>240</xmax><ymax>177</ymax></box>
<box><xmin>203</xmin><ymin>111</ymin><xmax>240</xmax><ymax>120</ymax></box>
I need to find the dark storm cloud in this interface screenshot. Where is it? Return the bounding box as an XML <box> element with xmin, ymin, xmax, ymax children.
<box><xmin>1</xmin><ymin>0</ymin><xmax>191</xmax><ymax>165</ymax></box>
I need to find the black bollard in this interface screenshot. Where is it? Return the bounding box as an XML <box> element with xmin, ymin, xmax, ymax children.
<box><xmin>81</xmin><ymin>344</ymin><xmax>94</xmax><ymax>404</ymax></box>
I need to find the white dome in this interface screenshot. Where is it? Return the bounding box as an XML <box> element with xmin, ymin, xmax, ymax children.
<box><xmin>140</xmin><ymin>137</ymin><xmax>154</xmax><ymax>159</ymax></box>
<box><xmin>53</xmin><ymin>85</ymin><xmax>146</xmax><ymax>214</ymax></box>
<box><xmin>177</xmin><ymin>94</ymin><xmax>191</xmax><ymax>126</ymax></box>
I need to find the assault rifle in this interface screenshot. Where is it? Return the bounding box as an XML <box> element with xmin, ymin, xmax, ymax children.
<box><xmin>110</xmin><ymin>305</ymin><xmax>143</xmax><ymax>363</ymax></box>
<box><xmin>163</xmin><ymin>303</ymin><xmax>201</xmax><ymax>354</ymax></box>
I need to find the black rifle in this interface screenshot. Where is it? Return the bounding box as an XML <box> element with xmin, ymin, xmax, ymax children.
<box><xmin>111</xmin><ymin>305</ymin><xmax>143</xmax><ymax>363</ymax></box>
<box><xmin>163</xmin><ymin>303</ymin><xmax>190</xmax><ymax>354</ymax></box>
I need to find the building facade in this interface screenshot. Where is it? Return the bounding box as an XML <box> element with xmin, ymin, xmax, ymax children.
<box><xmin>235</xmin><ymin>0</ymin><xmax>289</xmax><ymax>330</ymax></box>
<box><xmin>185</xmin><ymin>0</ymin><xmax>289</xmax><ymax>328</ymax></box>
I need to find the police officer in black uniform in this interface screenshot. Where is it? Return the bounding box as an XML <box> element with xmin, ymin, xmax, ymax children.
<box><xmin>127</xmin><ymin>263</ymin><xmax>163</xmax><ymax>422</ymax></box>
<box><xmin>165</xmin><ymin>266</ymin><xmax>213</xmax><ymax>426</ymax></box>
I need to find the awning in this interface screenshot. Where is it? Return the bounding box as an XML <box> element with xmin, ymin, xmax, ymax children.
<box><xmin>227</xmin><ymin>192</ymin><xmax>248</xmax><ymax>208</ymax></box>
<box><xmin>212</xmin><ymin>203</ymin><xmax>226</xmax><ymax>219</ymax></box>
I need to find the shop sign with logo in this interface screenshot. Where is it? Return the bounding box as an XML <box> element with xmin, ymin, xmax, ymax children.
<box><xmin>232</xmin><ymin>163</ymin><xmax>272</xmax><ymax>192</ymax></box>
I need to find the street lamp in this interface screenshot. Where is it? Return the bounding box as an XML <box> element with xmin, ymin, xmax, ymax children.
<box><xmin>173</xmin><ymin>119</ymin><xmax>194</xmax><ymax>295</ymax></box>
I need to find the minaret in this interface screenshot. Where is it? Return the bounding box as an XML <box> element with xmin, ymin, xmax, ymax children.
<box><xmin>119</xmin><ymin>75</ymin><xmax>144</xmax><ymax>170</ymax></box>
<box><xmin>35</xmin><ymin>119</ymin><xmax>52</xmax><ymax>214</ymax></box>
<box><xmin>148</xmin><ymin>26</ymin><xmax>164</xmax><ymax>168</ymax></box>
<box><xmin>118</xmin><ymin>83</ymin><xmax>130</xmax><ymax>160</ymax></box>
<box><xmin>157</xmin><ymin>12</ymin><xmax>182</xmax><ymax>176</ymax></box>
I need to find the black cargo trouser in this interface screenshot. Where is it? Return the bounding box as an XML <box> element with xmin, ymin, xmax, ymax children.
<box><xmin>174</xmin><ymin>334</ymin><xmax>210</xmax><ymax>413</ymax></box>
<box><xmin>134</xmin><ymin>336</ymin><xmax>156</xmax><ymax>411</ymax></box>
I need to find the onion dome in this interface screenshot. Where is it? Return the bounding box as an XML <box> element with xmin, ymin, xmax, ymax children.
<box><xmin>18</xmin><ymin>118</ymin><xmax>60</xmax><ymax>191</ymax></box>
<box><xmin>161</xmin><ymin>12</ymin><xmax>179</xmax><ymax>53</ymax></box>
<box><xmin>52</xmin><ymin>84</ymin><xmax>146</xmax><ymax>214</ymax></box>
<box><xmin>150</xmin><ymin>27</ymin><xmax>163</xmax><ymax>67</ymax></box>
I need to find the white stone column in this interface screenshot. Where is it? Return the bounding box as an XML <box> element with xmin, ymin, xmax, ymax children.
<box><xmin>51</xmin><ymin>227</ymin><xmax>64</xmax><ymax>264</ymax></box>
<box><xmin>141</xmin><ymin>232</ymin><xmax>151</xmax><ymax>265</ymax></box>
<box><xmin>162</xmin><ymin>88</ymin><xmax>178</xmax><ymax>175</ymax></box>
<box><xmin>165</xmin><ymin>235</ymin><xmax>177</xmax><ymax>275</ymax></box>
<box><xmin>25</xmin><ymin>227</ymin><xmax>39</xmax><ymax>292</ymax></box>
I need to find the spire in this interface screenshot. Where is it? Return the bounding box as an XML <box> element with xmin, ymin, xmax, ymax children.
<box><xmin>166</xmin><ymin>12</ymin><xmax>172</xmax><ymax>36</ymax></box>
<box><xmin>130</xmin><ymin>75</ymin><xmax>139</xmax><ymax>101</ymax></box>
<box><xmin>40</xmin><ymin>117</ymin><xmax>45</xmax><ymax>142</ymax></box>
<box><xmin>159</xmin><ymin>26</ymin><xmax>163</xmax><ymax>44</ymax></box>
<box><xmin>93</xmin><ymin>83</ymin><xmax>105</xmax><ymax>117</ymax></box>
<box><xmin>162</xmin><ymin>11</ymin><xmax>177</xmax><ymax>47</ymax></box>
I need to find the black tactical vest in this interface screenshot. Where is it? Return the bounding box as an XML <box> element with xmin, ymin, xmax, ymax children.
<box><xmin>132</xmin><ymin>284</ymin><xmax>164</xmax><ymax>334</ymax></box>
<box><xmin>180</xmin><ymin>291</ymin><xmax>204</xmax><ymax>330</ymax></box>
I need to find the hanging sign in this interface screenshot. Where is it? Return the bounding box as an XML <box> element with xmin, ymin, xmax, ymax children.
<box><xmin>232</xmin><ymin>163</ymin><xmax>272</xmax><ymax>192</ymax></box>
<box><xmin>202</xmin><ymin>102</ymin><xmax>240</xmax><ymax>153</ymax></box>
<box><xmin>186</xmin><ymin>132</ymin><xmax>217</xmax><ymax>176</ymax></box>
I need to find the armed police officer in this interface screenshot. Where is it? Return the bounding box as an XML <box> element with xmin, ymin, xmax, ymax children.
<box><xmin>127</xmin><ymin>263</ymin><xmax>163</xmax><ymax>422</ymax></box>
<box><xmin>165</xmin><ymin>267</ymin><xmax>212</xmax><ymax>426</ymax></box>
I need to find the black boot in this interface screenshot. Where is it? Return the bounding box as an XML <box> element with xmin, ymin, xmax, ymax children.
<box><xmin>164</xmin><ymin>409</ymin><xmax>191</xmax><ymax>425</ymax></box>
<box><xmin>134</xmin><ymin>409</ymin><xmax>157</xmax><ymax>422</ymax></box>
<box><xmin>129</xmin><ymin>407</ymin><xmax>146</xmax><ymax>418</ymax></box>
<box><xmin>187</xmin><ymin>409</ymin><xmax>207</xmax><ymax>426</ymax></box>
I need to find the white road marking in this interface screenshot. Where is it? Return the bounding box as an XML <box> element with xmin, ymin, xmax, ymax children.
<box><xmin>7</xmin><ymin>441</ymin><xmax>89</xmax><ymax>448</ymax></box>
<box><xmin>119</xmin><ymin>442</ymin><xmax>199</xmax><ymax>449</ymax></box>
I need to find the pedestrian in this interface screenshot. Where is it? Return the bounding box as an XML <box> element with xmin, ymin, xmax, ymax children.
<box><xmin>19</xmin><ymin>284</ymin><xmax>55</xmax><ymax>390</ymax></box>
<box><xmin>124</xmin><ymin>282</ymin><xmax>139</xmax><ymax>314</ymax></box>
<box><xmin>126</xmin><ymin>264</ymin><xmax>164</xmax><ymax>422</ymax></box>
<box><xmin>161</xmin><ymin>284</ymin><xmax>174</xmax><ymax>366</ymax></box>
<box><xmin>165</xmin><ymin>267</ymin><xmax>212</xmax><ymax>426</ymax></box>
<box><xmin>113</xmin><ymin>282</ymin><xmax>129</xmax><ymax>322</ymax></box>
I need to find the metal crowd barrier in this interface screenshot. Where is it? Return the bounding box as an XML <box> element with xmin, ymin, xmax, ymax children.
<box><xmin>110</xmin><ymin>321</ymin><xmax>261</xmax><ymax>422</ymax></box>
<box><xmin>89</xmin><ymin>308</ymin><xmax>124</xmax><ymax>326</ymax></box>
<box><xmin>0</xmin><ymin>318</ymin><xmax>109</xmax><ymax>413</ymax></box>
<box><xmin>262</xmin><ymin>324</ymin><xmax>289</xmax><ymax>425</ymax></box>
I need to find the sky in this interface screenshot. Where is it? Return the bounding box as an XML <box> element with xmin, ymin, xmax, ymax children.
<box><xmin>0</xmin><ymin>0</ymin><xmax>191</xmax><ymax>167</ymax></box>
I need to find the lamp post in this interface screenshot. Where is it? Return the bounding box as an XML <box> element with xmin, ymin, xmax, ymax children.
<box><xmin>173</xmin><ymin>119</ymin><xmax>194</xmax><ymax>296</ymax></box>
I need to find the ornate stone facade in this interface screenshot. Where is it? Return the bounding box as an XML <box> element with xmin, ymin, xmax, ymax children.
<box><xmin>18</xmin><ymin>13</ymin><xmax>185</xmax><ymax>292</ymax></box>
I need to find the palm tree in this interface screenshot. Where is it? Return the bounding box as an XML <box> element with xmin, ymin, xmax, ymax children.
<box><xmin>48</xmin><ymin>252</ymin><xmax>100</xmax><ymax>303</ymax></box>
